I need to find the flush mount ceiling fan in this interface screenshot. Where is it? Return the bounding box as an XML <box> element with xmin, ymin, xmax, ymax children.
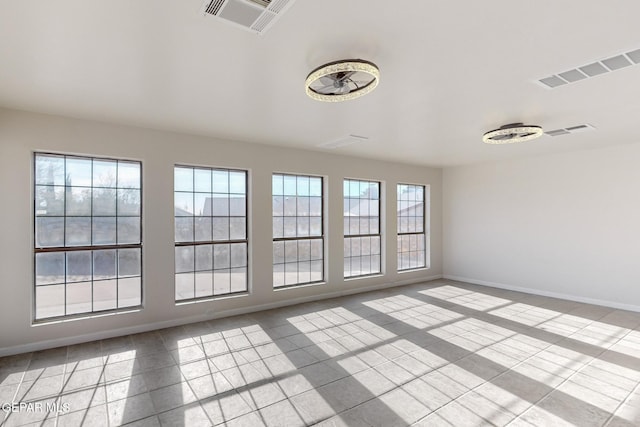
<box><xmin>305</xmin><ymin>59</ymin><xmax>380</xmax><ymax>102</ymax></box>
<box><xmin>482</xmin><ymin>123</ymin><xmax>544</xmax><ymax>144</ymax></box>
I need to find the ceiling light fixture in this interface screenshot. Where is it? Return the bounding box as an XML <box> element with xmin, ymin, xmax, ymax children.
<box><xmin>482</xmin><ymin>123</ymin><xmax>543</xmax><ymax>144</ymax></box>
<box><xmin>305</xmin><ymin>59</ymin><xmax>380</xmax><ymax>102</ymax></box>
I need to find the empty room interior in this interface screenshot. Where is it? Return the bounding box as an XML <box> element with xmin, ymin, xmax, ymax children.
<box><xmin>1</xmin><ymin>1</ymin><xmax>640</xmax><ymax>426</ymax></box>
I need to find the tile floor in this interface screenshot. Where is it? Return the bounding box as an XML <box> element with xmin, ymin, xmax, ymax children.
<box><xmin>1</xmin><ymin>279</ymin><xmax>640</xmax><ymax>426</ymax></box>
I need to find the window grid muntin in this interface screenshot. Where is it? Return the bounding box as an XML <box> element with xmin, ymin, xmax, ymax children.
<box><xmin>272</xmin><ymin>173</ymin><xmax>324</xmax><ymax>288</ymax></box>
<box><xmin>33</xmin><ymin>153</ymin><xmax>142</xmax><ymax>321</ymax></box>
<box><xmin>174</xmin><ymin>166</ymin><xmax>248</xmax><ymax>301</ymax></box>
<box><xmin>397</xmin><ymin>183</ymin><xmax>426</xmax><ymax>271</ymax></box>
<box><xmin>344</xmin><ymin>179</ymin><xmax>381</xmax><ymax>278</ymax></box>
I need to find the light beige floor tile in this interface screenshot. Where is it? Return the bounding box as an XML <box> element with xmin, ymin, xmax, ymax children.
<box><xmin>258</xmin><ymin>399</ymin><xmax>306</xmax><ymax>427</ymax></box>
<box><xmin>148</xmin><ymin>382</ymin><xmax>196</xmax><ymax>413</ymax></box>
<box><xmin>200</xmin><ymin>391</ymin><xmax>253</xmax><ymax>425</ymax></box>
<box><xmin>107</xmin><ymin>393</ymin><xmax>156</xmax><ymax>426</ymax></box>
<box><xmin>157</xmin><ymin>402</ymin><xmax>211</xmax><ymax>427</ymax></box>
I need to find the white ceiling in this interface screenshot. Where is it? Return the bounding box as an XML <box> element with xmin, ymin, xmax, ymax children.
<box><xmin>2</xmin><ymin>1</ymin><xmax>640</xmax><ymax>167</ymax></box>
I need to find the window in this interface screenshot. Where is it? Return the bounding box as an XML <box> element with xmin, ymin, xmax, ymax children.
<box><xmin>272</xmin><ymin>174</ymin><xmax>324</xmax><ymax>288</ymax></box>
<box><xmin>34</xmin><ymin>153</ymin><xmax>142</xmax><ymax>320</ymax></box>
<box><xmin>174</xmin><ymin>166</ymin><xmax>248</xmax><ymax>301</ymax></box>
<box><xmin>344</xmin><ymin>179</ymin><xmax>381</xmax><ymax>278</ymax></box>
<box><xmin>397</xmin><ymin>184</ymin><xmax>427</xmax><ymax>271</ymax></box>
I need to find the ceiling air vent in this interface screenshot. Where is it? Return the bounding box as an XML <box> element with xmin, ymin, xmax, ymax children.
<box><xmin>536</xmin><ymin>47</ymin><xmax>640</xmax><ymax>89</ymax></box>
<box><xmin>544</xmin><ymin>124</ymin><xmax>596</xmax><ymax>137</ymax></box>
<box><xmin>317</xmin><ymin>135</ymin><xmax>369</xmax><ymax>149</ymax></box>
<box><xmin>201</xmin><ymin>0</ymin><xmax>296</xmax><ymax>35</ymax></box>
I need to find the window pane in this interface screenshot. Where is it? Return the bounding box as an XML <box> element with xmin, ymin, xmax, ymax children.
<box><xmin>66</xmin><ymin>282</ymin><xmax>92</xmax><ymax>315</ymax></box>
<box><xmin>283</xmin><ymin>217</ymin><xmax>296</xmax><ymax>237</ymax></box>
<box><xmin>35</xmin><ymin>285</ymin><xmax>65</xmax><ymax>319</ymax></box>
<box><xmin>230</xmin><ymin>268</ymin><xmax>247</xmax><ymax>293</ymax></box>
<box><xmin>118</xmin><ymin>277</ymin><xmax>141</xmax><ymax>307</ymax></box>
<box><xmin>283</xmin><ymin>175</ymin><xmax>296</xmax><ymax>195</ymax></box>
<box><xmin>176</xmin><ymin>273</ymin><xmax>195</xmax><ymax>300</ymax></box>
<box><xmin>35</xmin><ymin>155</ymin><xmax>65</xmax><ymax>186</ymax></box>
<box><xmin>195</xmin><ymin>245</ymin><xmax>213</xmax><ymax>271</ymax></box>
<box><xmin>118</xmin><ymin>248</ymin><xmax>141</xmax><ymax>277</ymax></box>
<box><xmin>284</xmin><ymin>197</ymin><xmax>296</xmax><ymax>216</ymax></box>
<box><xmin>272</xmin><ymin>175</ymin><xmax>283</xmax><ymax>196</ymax></box>
<box><xmin>213</xmin><ymin>270</ymin><xmax>230</xmax><ymax>295</ymax></box>
<box><xmin>175</xmin><ymin>217</ymin><xmax>194</xmax><ymax>242</ymax></box>
<box><xmin>284</xmin><ymin>240</ymin><xmax>297</xmax><ymax>263</ymax></box>
<box><xmin>66</xmin><ymin>187</ymin><xmax>92</xmax><ymax>216</ymax></box>
<box><xmin>36</xmin><ymin>186</ymin><xmax>65</xmax><ymax>216</ymax></box>
<box><xmin>117</xmin><ymin>189</ymin><xmax>141</xmax><ymax>216</ymax></box>
<box><xmin>93</xmin><ymin>188</ymin><xmax>117</xmax><ymax>215</ymax></box>
<box><xmin>229</xmin><ymin>195</ymin><xmax>245</xmax><ymax>216</ymax></box>
<box><xmin>213</xmin><ymin>170</ymin><xmax>229</xmax><ymax>193</ymax></box>
<box><xmin>93</xmin><ymin>217</ymin><xmax>117</xmax><ymax>245</ymax></box>
<box><xmin>214</xmin><ymin>244</ymin><xmax>230</xmax><ymax>269</ymax></box>
<box><xmin>297</xmin><ymin>197</ymin><xmax>310</xmax><ymax>216</ymax></box>
<box><xmin>67</xmin><ymin>251</ymin><xmax>92</xmax><ymax>283</ymax></box>
<box><xmin>94</xmin><ymin>280</ymin><xmax>117</xmax><ymax>311</ymax></box>
<box><xmin>94</xmin><ymin>250</ymin><xmax>117</xmax><ymax>280</ymax></box>
<box><xmin>213</xmin><ymin>217</ymin><xmax>230</xmax><ymax>240</ymax></box>
<box><xmin>195</xmin><ymin>271</ymin><xmax>213</xmax><ymax>298</ymax></box>
<box><xmin>297</xmin><ymin>176</ymin><xmax>309</xmax><ymax>196</ymax></box>
<box><xmin>229</xmin><ymin>171</ymin><xmax>245</xmax><ymax>194</ymax></box>
<box><xmin>194</xmin><ymin>194</ymin><xmax>211</xmax><ymax>216</ymax></box>
<box><xmin>229</xmin><ymin>218</ymin><xmax>246</xmax><ymax>240</ymax></box>
<box><xmin>194</xmin><ymin>169</ymin><xmax>212</xmax><ymax>193</ymax></box>
<box><xmin>93</xmin><ymin>160</ymin><xmax>117</xmax><ymax>188</ymax></box>
<box><xmin>66</xmin><ymin>217</ymin><xmax>92</xmax><ymax>246</ymax></box>
<box><xmin>310</xmin><ymin>217</ymin><xmax>322</xmax><ymax>236</ymax></box>
<box><xmin>310</xmin><ymin>261</ymin><xmax>322</xmax><ymax>282</ymax></box>
<box><xmin>212</xmin><ymin>196</ymin><xmax>229</xmax><ymax>216</ymax></box>
<box><xmin>309</xmin><ymin>197</ymin><xmax>322</xmax><ymax>216</ymax></box>
<box><xmin>273</xmin><ymin>241</ymin><xmax>285</xmax><ymax>264</ymax></box>
<box><xmin>117</xmin><ymin>162</ymin><xmax>141</xmax><ymax>189</ymax></box>
<box><xmin>66</xmin><ymin>158</ymin><xmax>92</xmax><ymax>187</ymax></box>
<box><xmin>175</xmin><ymin>167</ymin><xmax>194</xmax><ymax>192</ymax></box>
<box><xmin>273</xmin><ymin>217</ymin><xmax>283</xmax><ymax>239</ymax></box>
<box><xmin>297</xmin><ymin>217</ymin><xmax>310</xmax><ymax>237</ymax></box>
<box><xmin>176</xmin><ymin>246</ymin><xmax>195</xmax><ymax>273</ymax></box>
<box><xmin>36</xmin><ymin>217</ymin><xmax>64</xmax><ymax>247</ymax></box>
<box><xmin>195</xmin><ymin>217</ymin><xmax>212</xmax><ymax>242</ymax></box>
<box><xmin>273</xmin><ymin>264</ymin><xmax>285</xmax><ymax>288</ymax></box>
<box><xmin>35</xmin><ymin>253</ymin><xmax>65</xmax><ymax>286</ymax></box>
<box><xmin>309</xmin><ymin>178</ymin><xmax>322</xmax><ymax>197</ymax></box>
<box><xmin>230</xmin><ymin>243</ymin><xmax>247</xmax><ymax>268</ymax></box>
<box><xmin>117</xmin><ymin>217</ymin><xmax>141</xmax><ymax>245</ymax></box>
<box><xmin>174</xmin><ymin>193</ymin><xmax>193</xmax><ymax>216</ymax></box>
<box><xmin>310</xmin><ymin>239</ymin><xmax>323</xmax><ymax>261</ymax></box>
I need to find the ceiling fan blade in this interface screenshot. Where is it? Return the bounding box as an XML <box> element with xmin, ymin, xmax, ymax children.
<box><xmin>315</xmin><ymin>84</ymin><xmax>337</xmax><ymax>94</ymax></box>
<box><xmin>336</xmin><ymin>71</ymin><xmax>356</xmax><ymax>82</ymax></box>
<box><xmin>336</xmin><ymin>84</ymin><xmax>351</xmax><ymax>94</ymax></box>
<box><xmin>319</xmin><ymin>76</ymin><xmax>335</xmax><ymax>86</ymax></box>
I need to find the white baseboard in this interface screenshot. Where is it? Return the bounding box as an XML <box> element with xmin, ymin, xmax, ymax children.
<box><xmin>0</xmin><ymin>274</ymin><xmax>443</xmax><ymax>357</ymax></box>
<box><xmin>443</xmin><ymin>275</ymin><xmax>640</xmax><ymax>313</ymax></box>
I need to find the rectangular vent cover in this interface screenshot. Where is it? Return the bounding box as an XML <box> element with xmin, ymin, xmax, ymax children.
<box><xmin>544</xmin><ymin>124</ymin><xmax>595</xmax><ymax>137</ymax></box>
<box><xmin>536</xmin><ymin>48</ymin><xmax>640</xmax><ymax>89</ymax></box>
<box><xmin>202</xmin><ymin>0</ymin><xmax>296</xmax><ymax>35</ymax></box>
<box><xmin>318</xmin><ymin>135</ymin><xmax>369</xmax><ymax>149</ymax></box>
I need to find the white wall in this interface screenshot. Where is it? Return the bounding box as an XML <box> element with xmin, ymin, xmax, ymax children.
<box><xmin>443</xmin><ymin>142</ymin><xmax>640</xmax><ymax>311</ymax></box>
<box><xmin>0</xmin><ymin>108</ymin><xmax>442</xmax><ymax>356</ymax></box>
